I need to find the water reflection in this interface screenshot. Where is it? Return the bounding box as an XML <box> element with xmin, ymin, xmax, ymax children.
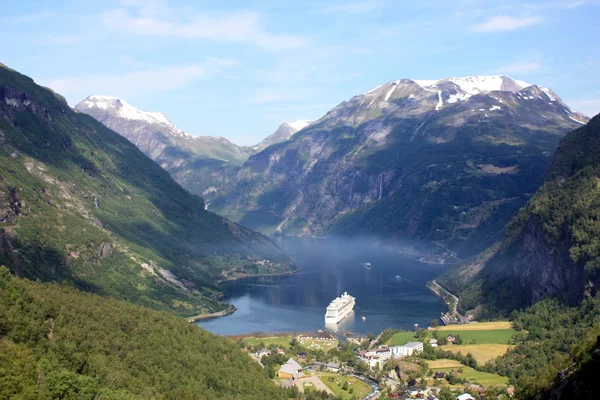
<box><xmin>198</xmin><ymin>237</ymin><xmax>448</xmax><ymax>335</ymax></box>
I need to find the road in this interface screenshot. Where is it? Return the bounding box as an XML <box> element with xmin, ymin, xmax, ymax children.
<box><xmin>430</xmin><ymin>280</ymin><xmax>461</xmax><ymax>318</ymax></box>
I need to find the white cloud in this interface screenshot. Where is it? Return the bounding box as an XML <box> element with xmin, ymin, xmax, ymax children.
<box><xmin>45</xmin><ymin>58</ymin><xmax>235</xmax><ymax>105</ymax></box>
<box><xmin>101</xmin><ymin>8</ymin><xmax>306</xmax><ymax>51</ymax></box>
<box><xmin>567</xmin><ymin>98</ymin><xmax>600</xmax><ymax>118</ymax></box>
<box><xmin>472</xmin><ymin>15</ymin><xmax>542</xmax><ymax>32</ymax></box>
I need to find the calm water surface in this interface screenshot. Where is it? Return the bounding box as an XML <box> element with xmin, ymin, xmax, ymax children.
<box><xmin>198</xmin><ymin>237</ymin><xmax>448</xmax><ymax>335</ymax></box>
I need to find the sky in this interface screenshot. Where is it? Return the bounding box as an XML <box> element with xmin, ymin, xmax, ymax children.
<box><xmin>1</xmin><ymin>0</ymin><xmax>599</xmax><ymax>145</ymax></box>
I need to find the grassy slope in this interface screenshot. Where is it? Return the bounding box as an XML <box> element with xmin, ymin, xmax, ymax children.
<box><xmin>0</xmin><ymin>63</ymin><xmax>294</xmax><ymax>316</ymax></box>
<box><xmin>315</xmin><ymin>372</ymin><xmax>371</xmax><ymax>400</ymax></box>
<box><xmin>430</xmin><ymin>364</ymin><xmax>509</xmax><ymax>386</ymax></box>
<box><xmin>0</xmin><ymin>268</ymin><xmax>292</xmax><ymax>400</ymax></box>
<box><xmin>386</xmin><ymin>331</ymin><xmax>419</xmax><ymax>346</ymax></box>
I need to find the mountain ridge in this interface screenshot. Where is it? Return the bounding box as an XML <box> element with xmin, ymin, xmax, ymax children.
<box><xmin>203</xmin><ymin>75</ymin><xmax>587</xmax><ymax>258</ymax></box>
<box><xmin>0</xmin><ymin>62</ymin><xmax>294</xmax><ymax>317</ymax></box>
<box><xmin>437</xmin><ymin>113</ymin><xmax>600</xmax><ymax>316</ymax></box>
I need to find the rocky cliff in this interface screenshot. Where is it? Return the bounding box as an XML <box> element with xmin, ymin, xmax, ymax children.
<box><xmin>205</xmin><ymin>76</ymin><xmax>587</xmax><ymax>257</ymax></box>
<box><xmin>439</xmin><ymin>114</ymin><xmax>600</xmax><ymax>315</ymax></box>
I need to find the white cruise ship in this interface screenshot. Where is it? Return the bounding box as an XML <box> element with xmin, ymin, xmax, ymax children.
<box><xmin>325</xmin><ymin>292</ymin><xmax>355</xmax><ymax>324</ymax></box>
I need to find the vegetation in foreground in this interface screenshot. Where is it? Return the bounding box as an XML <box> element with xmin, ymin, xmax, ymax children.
<box><xmin>0</xmin><ymin>267</ymin><xmax>301</xmax><ymax>400</ymax></box>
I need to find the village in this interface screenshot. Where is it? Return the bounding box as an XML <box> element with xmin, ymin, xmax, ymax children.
<box><xmin>229</xmin><ymin>320</ymin><xmax>519</xmax><ymax>400</ymax></box>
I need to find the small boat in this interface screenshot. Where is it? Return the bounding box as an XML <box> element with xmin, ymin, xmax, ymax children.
<box><xmin>363</xmin><ymin>262</ymin><xmax>372</xmax><ymax>269</ymax></box>
<box><xmin>361</xmin><ymin>316</ymin><xmax>366</xmax><ymax>321</ymax></box>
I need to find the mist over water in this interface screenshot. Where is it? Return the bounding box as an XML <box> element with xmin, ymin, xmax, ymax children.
<box><xmin>198</xmin><ymin>237</ymin><xmax>449</xmax><ymax>335</ymax></box>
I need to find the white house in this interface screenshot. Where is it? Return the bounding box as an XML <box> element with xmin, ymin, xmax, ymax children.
<box><xmin>375</xmin><ymin>347</ymin><xmax>391</xmax><ymax>361</ymax></box>
<box><xmin>389</xmin><ymin>341</ymin><xmax>424</xmax><ymax>357</ymax></box>
<box><xmin>456</xmin><ymin>394</ymin><xmax>476</xmax><ymax>400</ymax></box>
<box><xmin>429</xmin><ymin>339</ymin><xmax>438</xmax><ymax>347</ymax></box>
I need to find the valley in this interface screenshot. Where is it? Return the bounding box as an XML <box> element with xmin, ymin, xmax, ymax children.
<box><xmin>2</xmin><ymin>2</ymin><xmax>599</xmax><ymax>396</ymax></box>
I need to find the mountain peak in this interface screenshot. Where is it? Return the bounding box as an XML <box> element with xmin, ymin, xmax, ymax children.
<box><xmin>253</xmin><ymin>120</ymin><xmax>314</xmax><ymax>151</ymax></box>
<box><xmin>77</xmin><ymin>95</ymin><xmax>191</xmax><ymax>138</ymax></box>
<box><xmin>413</xmin><ymin>75</ymin><xmax>531</xmax><ymax>95</ymax></box>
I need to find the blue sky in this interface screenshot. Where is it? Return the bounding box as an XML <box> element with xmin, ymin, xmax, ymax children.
<box><xmin>1</xmin><ymin>0</ymin><xmax>599</xmax><ymax>145</ymax></box>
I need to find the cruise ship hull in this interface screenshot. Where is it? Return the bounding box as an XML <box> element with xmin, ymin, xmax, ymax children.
<box><xmin>324</xmin><ymin>292</ymin><xmax>355</xmax><ymax>324</ymax></box>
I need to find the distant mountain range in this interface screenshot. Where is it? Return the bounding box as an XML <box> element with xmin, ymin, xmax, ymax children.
<box><xmin>197</xmin><ymin>75</ymin><xmax>586</xmax><ymax>257</ymax></box>
<box><xmin>76</xmin><ymin>76</ymin><xmax>588</xmax><ymax>258</ymax></box>
<box><xmin>75</xmin><ymin>95</ymin><xmax>312</xmax><ymax>195</ymax></box>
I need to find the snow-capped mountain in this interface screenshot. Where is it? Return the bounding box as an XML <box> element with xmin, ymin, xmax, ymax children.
<box><xmin>254</xmin><ymin>120</ymin><xmax>314</xmax><ymax>152</ymax></box>
<box><xmin>75</xmin><ymin>95</ymin><xmax>312</xmax><ymax>196</ymax></box>
<box><xmin>203</xmin><ymin>75</ymin><xmax>589</xmax><ymax>257</ymax></box>
<box><xmin>75</xmin><ymin>95</ymin><xmax>248</xmax><ymax>165</ymax></box>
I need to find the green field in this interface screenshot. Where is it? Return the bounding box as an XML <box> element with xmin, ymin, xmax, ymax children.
<box><xmin>315</xmin><ymin>372</ymin><xmax>371</xmax><ymax>399</ymax></box>
<box><xmin>438</xmin><ymin>329</ymin><xmax>518</xmax><ymax>344</ymax></box>
<box><xmin>386</xmin><ymin>331</ymin><xmax>418</xmax><ymax>346</ymax></box>
<box><xmin>240</xmin><ymin>336</ymin><xmax>293</xmax><ymax>349</ymax></box>
<box><xmin>431</xmin><ymin>363</ymin><xmax>508</xmax><ymax>386</ymax></box>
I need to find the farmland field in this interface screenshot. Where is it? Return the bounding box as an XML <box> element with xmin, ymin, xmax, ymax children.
<box><xmin>430</xmin><ymin>361</ymin><xmax>509</xmax><ymax>386</ymax></box>
<box><xmin>427</xmin><ymin>359</ymin><xmax>463</xmax><ymax>368</ymax></box>
<box><xmin>439</xmin><ymin>344</ymin><xmax>513</xmax><ymax>363</ymax></box>
<box><xmin>436</xmin><ymin>321</ymin><xmax>512</xmax><ymax>331</ymax></box>
<box><xmin>436</xmin><ymin>329</ymin><xmax>518</xmax><ymax>344</ymax></box>
<box><xmin>386</xmin><ymin>331</ymin><xmax>418</xmax><ymax>346</ymax></box>
<box><xmin>315</xmin><ymin>372</ymin><xmax>371</xmax><ymax>399</ymax></box>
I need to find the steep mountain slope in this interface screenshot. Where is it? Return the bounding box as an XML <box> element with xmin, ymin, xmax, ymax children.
<box><xmin>438</xmin><ymin>114</ymin><xmax>600</xmax><ymax>316</ymax></box>
<box><xmin>75</xmin><ymin>96</ymin><xmax>312</xmax><ymax>198</ymax></box>
<box><xmin>0</xmin><ymin>63</ymin><xmax>293</xmax><ymax>317</ymax></box>
<box><xmin>254</xmin><ymin>120</ymin><xmax>313</xmax><ymax>152</ymax></box>
<box><xmin>205</xmin><ymin>76</ymin><xmax>587</xmax><ymax>256</ymax></box>
<box><xmin>0</xmin><ymin>268</ymin><xmax>299</xmax><ymax>400</ymax></box>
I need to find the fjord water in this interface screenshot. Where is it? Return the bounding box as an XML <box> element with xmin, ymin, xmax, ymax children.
<box><xmin>198</xmin><ymin>237</ymin><xmax>448</xmax><ymax>335</ymax></box>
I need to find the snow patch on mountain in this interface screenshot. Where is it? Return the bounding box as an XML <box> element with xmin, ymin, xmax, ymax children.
<box><xmin>80</xmin><ymin>95</ymin><xmax>191</xmax><ymax>138</ymax></box>
<box><xmin>286</xmin><ymin>120</ymin><xmax>313</xmax><ymax>131</ymax></box>
<box><xmin>415</xmin><ymin>75</ymin><xmax>531</xmax><ymax>95</ymax></box>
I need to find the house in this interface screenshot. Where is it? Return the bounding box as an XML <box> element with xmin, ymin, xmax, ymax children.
<box><xmin>326</xmin><ymin>362</ymin><xmax>341</xmax><ymax>372</ymax></box>
<box><xmin>375</xmin><ymin>347</ymin><xmax>392</xmax><ymax>360</ymax></box>
<box><xmin>357</xmin><ymin>351</ymin><xmax>381</xmax><ymax>368</ymax></box>
<box><xmin>507</xmin><ymin>386</ymin><xmax>515</xmax><ymax>397</ymax></box>
<box><xmin>278</xmin><ymin>358</ymin><xmax>305</xmax><ymax>380</ymax></box>
<box><xmin>389</xmin><ymin>342</ymin><xmax>424</xmax><ymax>357</ymax></box>
<box><xmin>446</xmin><ymin>335</ymin><xmax>456</xmax><ymax>344</ymax></box>
<box><xmin>429</xmin><ymin>339</ymin><xmax>438</xmax><ymax>347</ymax></box>
<box><xmin>256</xmin><ymin>348</ymin><xmax>270</xmax><ymax>358</ymax></box>
<box><xmin>456</xmin><ymin>394</ymin><xmax>476</xmax><ymax>400</ymax></box>
<box><xmin>434</xmin><ymin>372</ymin><xmax>446</xmax><ymax>379</ymax></box>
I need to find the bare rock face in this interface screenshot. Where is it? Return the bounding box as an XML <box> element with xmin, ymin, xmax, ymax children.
<box><xmin>482</xmin><ymin>216</ymin><xmax>588</xmax><ymax>308</ymax></box>
<box><xmin>203</xmin><ymin>76</ymin><xmax>588</xmax><ymax>257</ymax></box>
<box><xmin>96</xmin><ymin>242</ymin><xmax>112</xmax><ymax>259</ymax></box>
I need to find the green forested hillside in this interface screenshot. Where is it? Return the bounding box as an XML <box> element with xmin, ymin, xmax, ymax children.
<box><xmin>0</xmin><ymin>63</ymin><xmax>294</xmax><ymax>317</ymax></box>
<box><xmin>438</xmin><ymin>114</ymin><xmax>600</xmax><ymax>316</ymax></box>
<box><xmin>0</xmin><ymin>267</ymin><xmax>296</xmax><ymax>400</ymax></box>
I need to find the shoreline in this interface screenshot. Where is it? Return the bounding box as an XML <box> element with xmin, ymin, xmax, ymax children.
<box><xmin>188</xmin><ymin>305</ymin><xmax>237</xmax><ymax>323</ymax></box>
<box><xmin>217</xmin><ymin>267</ymin><xmax>300</xmax><ymax>284</ymax></box>
<box><xmin>192</xmin><ymin>267</ymin><xmax>300</xmax><ymax>323</ymax></box>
